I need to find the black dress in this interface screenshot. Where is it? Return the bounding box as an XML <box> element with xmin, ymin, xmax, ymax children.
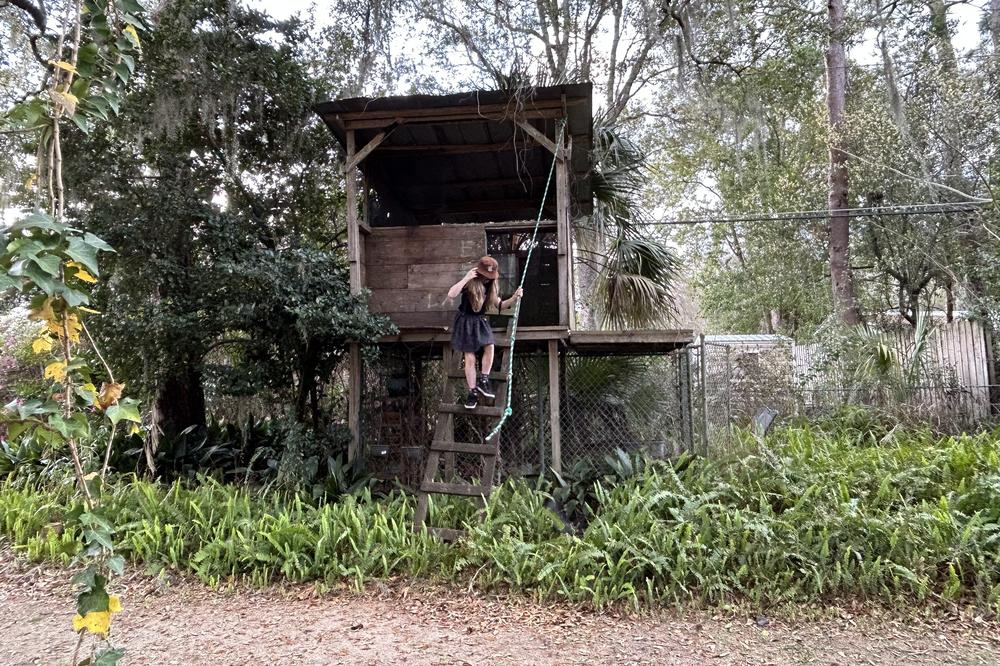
<box><xmin>451</xmin><ymin>280</ymin><xmax>498</xmax><ymax>353</ymax></box>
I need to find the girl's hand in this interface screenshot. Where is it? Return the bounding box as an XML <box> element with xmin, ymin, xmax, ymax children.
<box><xmin>464</xmin><ymin>268</ymin><xmax>479</xmax><ymax>282</ymax></box>
<box><xmin>513</xmin><ymin>287</ymin><xmax>524</xmax><ymax>299</ymax></box>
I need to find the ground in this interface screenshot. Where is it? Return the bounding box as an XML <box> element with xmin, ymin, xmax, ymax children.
<box><xmin>1</xmin><ymin>550</ymin><xmax>997</xmax><ymax>665</ymax></box>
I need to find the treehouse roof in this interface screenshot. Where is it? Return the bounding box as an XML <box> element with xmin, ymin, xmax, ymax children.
<box><xmin>315</xmin><ymin>83</ymin><xmax>594</xmax><ymax>226</ymax></box>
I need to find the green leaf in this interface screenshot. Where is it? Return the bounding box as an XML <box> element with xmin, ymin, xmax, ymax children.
<box><xmin>120</xmin><ymin>54</ymin><xmax>135</xmax><ymax>73</ymax></box>
<box><xmin>72</xmin><ymin>565</ymin><xmax>98</xmax><ymax>590</ymax></box>
<box><xmin>76</xmin><ymin>576</ymin><xmax>109</xmax><ymax>615</ymax></box>
<box><xmin>0</xmin><ymin>272</ymin><xmax>19</xmax><ymax>292</ymax></box>
<box><xmin>60</xmin><ymin>286</ymin><xmax>91</xmax><ymax>307</ymax></box>
<box><xmin>108</xmin><ymin>555</ymin><xmax>126</xmax><ymax>576</ymax></box>
<box><xmin>29</xmin><ymin>252</ymin><xmax>61</xmax><ymax>276</ymax></box>
<box><xmin>83</xmin><ymin>232</ymin><xmax>115</xmax><ymax>253</ymax></box>
<box><xmin>93</xmin><ymin>648</ymin><xmax>125</xmax><ymax>666</ymax></box>
<box><xmin>81</xmin><ymin>101</ymin><xmax>109</xmax><ymax>122</ymax></box>
<box><xmin>106</xmin><ymin>399</ymin><xmax>141</xmax><ymax>425</ymax></box>
<box><xmin>118</xmin><ymin>0</ymin><xmax>144</xmax><ymax>15</ymax></box>
<box><xmin>83</xmin><ymin>528</ymin><xmax>114</xmax><ymax>552</ymax></box>
<box><xmin>80</xmin><ymin>511</ymin><xmax>114</xmax><ymax>533</ymax></box>
<box><xmin>70</xmin><ymin>113</ymin><xmax>93</xmax><ymax>135</ymax></box>
<box><xmin>66</xmin><ymin>236</ymin><xmax>100</xmax><ymax>274</ymax></box>
<box><xmin>103</xmin><ymin>93</ymin><xmax>121</xmax><ymax>115</ymax></box>
<box><xmin>113</xmin><ymin>64</ymin><xmax>130</xmax><ymax>82</ymax></box>
<box><xmin>9</xmin><ymin>210</ymin><xmax>66</xmax><ymax>234</ymax></box>
<box><xmin>23</xmin><ymin>264</ymin><xmax>60</xmax><ymax>295</ymax></box>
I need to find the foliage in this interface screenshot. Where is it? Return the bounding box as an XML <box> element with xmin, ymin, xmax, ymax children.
<box><xmin>58</xmin><ymin>0</ymin><xmax>391</xmax><ymax>441</ymax></box>
<box><xmin>3</xmin><ymin>424</ymin><xmax>998</xmax><ymax>613</ymax></box>
<box><xmin>0</xmin><ymin>308</ymin><xmax>47</xmax><ymax>403</ymax></box>
<box><xmin>539</xmin><ymin>448</ymin><xmax>651</xmax><ymax>531</ymax></box>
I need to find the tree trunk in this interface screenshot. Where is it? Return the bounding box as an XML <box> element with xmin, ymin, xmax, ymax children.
<box><xmin>826</xmin><ymin>0</ymin><xmax>861</xmax><ymax>326</ymax></box>
<box><xmin>154</xmin><ymin>364</ymin><xmax>207</xmax><ymax>442</ymax></box>
<box><xmin>992</xmin><ymin>0</ymin><xmax>1000</xmax><ymax>67</ymax></box>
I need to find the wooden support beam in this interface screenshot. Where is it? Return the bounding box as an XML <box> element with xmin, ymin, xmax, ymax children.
<box><xmin>395</xmin><ymin>176</ymin><xmax>551</xmax><ymax>191</ymax></box>
<box><xmin>348</xmin><ymin>342</ymin><xmax>362</xmax><ymax>462</ymax></box>
<box><xmin>514</xmin><ymin>119</ymin><xmax>559</xmax><ymax>157</ymax></box>
<box><xmin>548</xmin><ymin>339</ymin><xmax>562</xmax><ymax>475</ymax></box>
<box><xmin>341</xmin><ymin>108</ymin><xmax>565</xmax><ymax>130</ymax></box>
<box><xmin>372</xmin><ymin>141</ymin><xmax>546</xmax><ymax>155</ymax></box>
<box><xmin>346</xmin><ymin>128</ymin><xmax>392</xmax><ymax>172</ymax></box>
<box><xmin>333</xmin><ymin>98</ymin><xmax>584</xmax><ymax>124</ymax></box>
<box><xmin>345</xmin><ymin>130</ymin><xmax>361</xmax><ymax>294</ymax></box>
<box><xmin>555</xmin><ymin>131</ymin><xmax>572</xmax><ymax>328</ymax></box>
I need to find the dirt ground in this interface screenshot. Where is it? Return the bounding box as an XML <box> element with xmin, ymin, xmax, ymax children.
<box><xmin>1</xmin><ymin>551</ymin><xmax>997</xmax><ymax>666</ymax></box>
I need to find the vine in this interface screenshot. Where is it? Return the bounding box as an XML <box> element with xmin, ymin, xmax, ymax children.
<box><xmin>1</xmin><ymin>0</ymin><xmax>149</xmax><ymax>663</ymax></box>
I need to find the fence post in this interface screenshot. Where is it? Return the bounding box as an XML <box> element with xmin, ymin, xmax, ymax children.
<box><xmin>677</xmin><ymin>348</ymin><xmax>694</xmax><ymax>454</ymax></box>
<box><xmin>699</xmin><ymin>334</ymin><xmax>709</xmax><ymax>456</ymax></box>
<box><xmin>548</xmin><ymin>340</ymin><xmax>562</xmax><ymax>474</ymax></box>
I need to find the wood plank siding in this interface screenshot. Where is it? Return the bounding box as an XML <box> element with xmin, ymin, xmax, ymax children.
<box><xmin>365</xmin><ymin>224</ymin><xmax>486</xmax><ymax>328</ymax></box>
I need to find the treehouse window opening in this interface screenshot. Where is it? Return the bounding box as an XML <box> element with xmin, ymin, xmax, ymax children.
<box><xmin>486</xmin><ymin>229</ymin><xmax>558</xmax><ymax>327</ymax></box>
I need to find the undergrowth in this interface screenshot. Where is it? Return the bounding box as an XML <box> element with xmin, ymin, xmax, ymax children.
<box><xmin>1</xmin><ymin>425</ymin><xmax>998</xmax><ymax>613</ymax></box>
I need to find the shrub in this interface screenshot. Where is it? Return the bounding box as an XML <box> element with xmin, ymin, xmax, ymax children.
<box><xmin>1</xmin><ymin>424</ymin><xmax>998</xmax><ymax>613</ymax></box>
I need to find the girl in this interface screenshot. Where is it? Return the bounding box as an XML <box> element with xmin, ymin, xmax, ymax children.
<box><xmin>448</xmin><ymin>255</ymin><xmax>523</xmax><ymax>410</ymax></box>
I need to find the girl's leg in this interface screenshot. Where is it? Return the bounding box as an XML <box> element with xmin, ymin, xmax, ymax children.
<box><xmin>481</xmin><ymin>344</ymin><xmax>495</xmax><ymax>373</ymax></box>
<box><xmin>463</xmin><ymin>352</ymin><xmax>477</xmax><ymax>390</ymax></box>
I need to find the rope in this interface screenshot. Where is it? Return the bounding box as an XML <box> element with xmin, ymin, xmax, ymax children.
<box><xmin>486</xmin><ymin>119</ymin><xmax>565</xmax><ymax>442</ymax></box>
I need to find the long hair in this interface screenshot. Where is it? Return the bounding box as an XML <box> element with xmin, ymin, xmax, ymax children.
<box><xmin>467</xmin><ymin>277</ymin><xmax>500</xmax><ymax>313</ymax></box>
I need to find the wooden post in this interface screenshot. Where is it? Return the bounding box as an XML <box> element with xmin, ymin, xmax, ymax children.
<box><xmin>548</xmin><ymin>339</ymin><xmax>562</xmax><ymax>474</ymax></box>
<box><xmin>677</xmin><ymin>349</ymin><xmax>694</xmax><ymax>454</ymax></box>
<box><xmin>348</xmin><ymin>342</ymin><xmax>362</xmax><ymax>462</ymax></box>
<box><xmin>699</xmin><ymin>334</ymin><xmax>709</xmax><ymax>456</ymax></box>
<box><xmin>555</xmin><ymin>134</ymin><xmax>573</xmax><ymax>329</ymax></box>
<box><xmin>345</xmin><ymin>130</ymin><xmax>361</xmax><ymax>294</ymax></box>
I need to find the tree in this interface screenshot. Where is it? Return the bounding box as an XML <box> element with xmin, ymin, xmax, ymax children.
<box><xmin>61</xmin><ymin>0</ymin><xmax>391</xmax><ymax>443</ymax></box>
<box><xmin>826</xmin><ymin>0</ymin><xmax>860</xmax><ymax>326</ymax></box>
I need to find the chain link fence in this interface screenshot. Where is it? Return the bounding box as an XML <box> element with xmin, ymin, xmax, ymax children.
<box><xmin>360</xmin><ymin>343</ymin><xmax>694</xmax><ymax>484</ymax></box>
<box><xmin>689</xmin><ymin>319</ymin><xmax>999</xmax><ymax>454</ymax></box>
<box><xmin>561</xmin><ymin>351</ymin><xmax>691</xmax><ymax>466</ymax></box>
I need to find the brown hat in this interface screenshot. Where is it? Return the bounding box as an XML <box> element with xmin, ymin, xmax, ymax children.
<box><xmin>475</xmin><ymin>255</ymin><xmax>500</xmax><ymax>279</ymax></box>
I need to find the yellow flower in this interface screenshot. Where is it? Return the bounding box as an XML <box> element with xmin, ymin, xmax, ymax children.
<box><xmin>44</xmin><ymin>361</ymin><xmax>68</xmax><ymax>382</ymax></box>
<box><xmin>72</xmin><ymin>610</ymin><xmax>111</xmax><ymax>636</ymax></box>
<box><xmin>108</xmin><ymin>595</ymin><xmax>123</xmax><ymax>613</ymax></box>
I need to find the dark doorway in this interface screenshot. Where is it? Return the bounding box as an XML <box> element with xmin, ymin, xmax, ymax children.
<box><xmin>486</xmin><ymin>229</ymin><xmax>559</xmax><ymax>327</ymax></box>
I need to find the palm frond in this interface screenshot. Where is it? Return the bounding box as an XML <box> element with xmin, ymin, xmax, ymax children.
<box><xmin>594</xmin><ymin>236</ymin><xmax>681</xmax><ymax>329</ymax></box>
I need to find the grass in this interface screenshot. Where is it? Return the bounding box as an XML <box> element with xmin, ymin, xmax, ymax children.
<box><xmin>1</xmin><ymin>423</ymin><xmax>998</xmax><ymax>613</ymax></box>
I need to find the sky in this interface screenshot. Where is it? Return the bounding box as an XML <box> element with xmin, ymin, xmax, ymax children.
<box><xmin>245</xmin><ymin>0</ymin><xmax>990</xmax><ymax>82</ymax></box>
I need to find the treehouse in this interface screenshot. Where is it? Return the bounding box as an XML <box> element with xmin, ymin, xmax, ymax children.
<box><xmin>315</xmin><ymin>83</ymin><xmax>694</xmax><ymax>497</ymax></box>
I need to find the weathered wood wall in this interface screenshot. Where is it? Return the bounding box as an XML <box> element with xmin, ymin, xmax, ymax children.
<box><xmin>366</xmin><ymin>224</ymin><xmax>486</xmax><ymax>328</ymax></box>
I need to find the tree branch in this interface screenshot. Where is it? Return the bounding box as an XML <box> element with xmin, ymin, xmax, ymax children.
<box><xmin>8</xmin><ymin>0</ymin><xmax>47</xmax><ymax>33</ymax></box>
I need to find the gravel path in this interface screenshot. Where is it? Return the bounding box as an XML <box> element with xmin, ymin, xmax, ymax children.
<box><xmin>1</xmin><ymin>551</ymin><xmax>997</xmax><ymax>665</ymax></box>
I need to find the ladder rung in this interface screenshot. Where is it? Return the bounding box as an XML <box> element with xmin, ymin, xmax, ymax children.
<box><xmin>438</xmin><ymin>403</ymin><xmax>503</xmax><ymax>417</ymax></box>
<box><xmin>428</xmin><ymin>527</ymin><xmax>464</xmax><ymax>542</ymax></box>
<box><xmin>421</xmin><ymin>481</ymin><xmax>491</xmax><ymax>497</ymax></box>
<box><xmin>446</xmin><ymin>370</ymin><xmax>508</xmax><ymax>380</ymax></box>
<box><xmin>430</xmin><ymin>440</ymin><xmax>497</xmax><ymax>455</ymax></box>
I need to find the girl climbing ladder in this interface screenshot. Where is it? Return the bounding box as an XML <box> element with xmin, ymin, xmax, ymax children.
<box><xmin>447</xmin><ymin>255</ymin><xmax>523</xmax><ymax>410</ymax></box>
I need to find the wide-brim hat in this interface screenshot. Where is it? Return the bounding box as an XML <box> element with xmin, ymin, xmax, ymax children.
<box><xmin>475</xmin><ymin>255</ymin><xmax>500</xmax><ymax>279</ymax></box>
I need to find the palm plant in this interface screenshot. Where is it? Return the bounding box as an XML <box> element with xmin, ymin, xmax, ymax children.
<box><xmin>583</xmin><ymin>114</ymin><xmax>680</xmax><ymax>329</ymax></box>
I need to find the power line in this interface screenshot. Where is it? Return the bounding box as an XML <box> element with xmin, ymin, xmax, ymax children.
<box><xmin>647</xmin><ymin>201</ymin><xmax>993</xmax><ymax>227</ymax></box>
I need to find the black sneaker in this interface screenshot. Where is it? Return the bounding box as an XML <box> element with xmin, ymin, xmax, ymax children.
<box><xmin>464</xmin><ymin>390</ymin><xmax>479</xmax><ymax>410</ymax></box>
<box><xmin>476</xmin><ymin>374</ymin><xmax>495</xmax><ymax>399</ymax></box>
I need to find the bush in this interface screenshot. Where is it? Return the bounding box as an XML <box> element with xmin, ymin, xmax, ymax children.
<box><xmin>1</xmin><ymin>424</ymin><xmax>998</xmax><ymax>613</ymax></box>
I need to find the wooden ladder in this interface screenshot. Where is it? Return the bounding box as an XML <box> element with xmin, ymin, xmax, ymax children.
<box><xmin>413</xmin><ymin>331</ymin><xmax>512</xmax><ymax>541</ymax></box>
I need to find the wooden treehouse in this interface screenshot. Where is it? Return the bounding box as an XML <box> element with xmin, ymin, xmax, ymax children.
<box><xmin>316</xmin><ymin>83</ymin><xmax>694</xmax><ymax>533</ymax></box>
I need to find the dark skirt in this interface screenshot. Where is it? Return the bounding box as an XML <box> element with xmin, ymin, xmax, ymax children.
<box><xmin>451</xmin><ymin>312</ymin><xmax>496</xmax><ymax>353</ymax></box>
